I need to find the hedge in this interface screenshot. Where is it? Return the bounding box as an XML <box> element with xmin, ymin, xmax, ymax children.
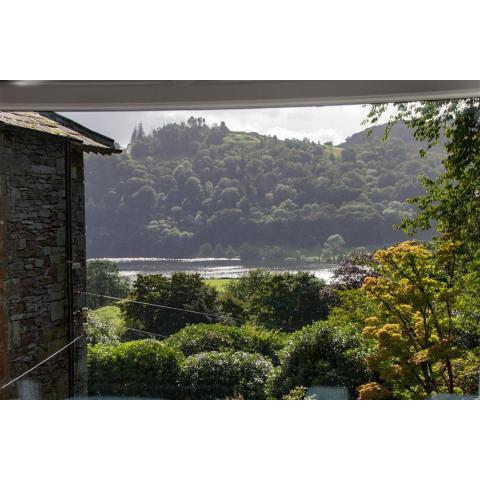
<box><xmin>163</xmin><ymin>323</ymin><xmax>287</xmax><ymax>362</ymax></box>
<box><xmin>88</xmin><ymin>340</ymin><xmax>184</xmax><ymax>398</ymax></box>
<box><xmin>178</xmin><ymin>351</ymin><xmax>273</xmax><ymax>399</ymax></box>
<box><xmin>265</xmin><ymin>321</ymin><xmax>370</xmax><ymax>399</ymax></box>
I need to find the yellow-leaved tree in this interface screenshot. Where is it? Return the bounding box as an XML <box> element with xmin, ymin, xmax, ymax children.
<box><xmin>358</xmin><ymin>240</ymin><xmax>478</xmax><ymax>399</ymax></box>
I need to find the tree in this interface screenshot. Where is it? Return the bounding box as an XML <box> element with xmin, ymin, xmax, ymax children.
<box><xmin>86</xmin><ymin>260</ymin><xmax>130</xmax><ymax>309</ymax></box>
<box><xmin>183</xmin><ymin>176</ymin><xmax>203</xmax><ymax>200</ymax></box>
<box><xmin>321</xmin><ymin>234</ymin><xmax>346</xmax><ymax>262</ymax></box>
<box><xmin>198</xmin><ymin>243</ymin><xmax>213</xmax><ymax>257</ymax></box>
<box><xmin>137</xmin><ymin>122</ymin><xmax>145</xmax><ymax>138</ymax></box>
<box><xmin>341</xmin><ymin>147</ymin><xmax>357</xmax><ymax>164</ymax></box>
<box><xmin>225</xmin><ymin>245</ymin><xmax>237</xmax><ymax>258</ymax></box>
<box><xmin>366</xmin><ymin>99</ymin><xmax>480</xmax><ymax>252</ymax></box>
<box><xmin>332</xmin><ymin>249</ymin><xmax>376</xmax><ymax>290</ymax></box>
<box><xmin>129</xmin><ymin>185</ymin><xmax>157</xmax><ymax>211</ymax></box>
<box><xmin>224</xmin><ymin>270</ymin><xmax>328</xmax><ymax>331</ymax></box>
<box><xmin>239</xmin><ymin>242</ymin><xmax>261</xmax><ymax>263</ymax></box>
<box><xmin>212</xmin><ymin>243</ymin><xmax>225</xmax><ymax>257</ymax></box>
<box><xmin>121</xmin><ymin>273</ymin><xmax>219</xmax><ymax>336</ymax></box>
<box><xmin>359</xmin><ymin>240</ymin><xmax>476</xmax><ymax>399</ymax></box>
<box><xmin>219</xmin><ymin>187</ymin><xmax>241</xmax><ymax>208</ymax></box>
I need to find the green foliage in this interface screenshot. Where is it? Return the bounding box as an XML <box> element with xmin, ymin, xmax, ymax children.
<box><xmin>212</xmin><ymin>243</ymin><xmax>225</xmax><ymax>257</ymax></box>
<box><xmin>120</xmin><ymin>273</ymin><xmax>219</xmax><ymax>336</ymax></box>
<box><xmin>223</xmin><ymin>269</ymin><xmax>329</xmax><ymax>331</ymax></box>
<box><xmin>198</xmin><ymin>243</ymin><xmax>213</xmax><ymax>257</ymax></box>
<box><xmin>86</xmin><ymin>260</ymin><xmax>130</xmax><ymax>309</ymax></box>
<box><xmin>452</xmin><ymin>350</ymin><xmax>480</xmax><ymax>396</ymax></box>
<box><xmin>282</xmin><ymin>386</ymin><xmax>308</xmax><ymax>400</ymax></box>
<box><xmin>360</xmin><ymin>240</ymin><xmax>480</xmax><ymax>399</ymax></box>
<box><xmin>86</xmin><ymin>312</ymin><xmax>121</xmax><ymax>346</ymax></box>
<box><xmin>163</xmin><ymin>322</ymin><xmax>287</xmax><ymax>362</ymax></box>
<box><xmin>88</xmin><ymin>340</ymin><xmax>184</xmax><ymax>398</ymax></box>
<box><xmin>178</xmin><ymin>351</ymin><xmax>273</xmax><ymax>399</ymax></box>
<box><xmin>85</xmin><ymin>120</ymin><xmax>443</xmax><ymax>257</ymax></box>
<box><xmin>321</xmin><ymin>234</ymin><xmax>346</xmax><ymax>262</ymax></box>
<box><xmin>238</xmin><ymin>242</ymin><xmax>262</xmax><ymax>263</ymax></box>
<box><xmin>367</xmin><ymin>100</ymin><xmax>480</xmax><ymax>254</ymax></box>
<box><xmin>265</xmin><ymin>321</ymin><xmax>371</xmax><ymax>399</ymax></box>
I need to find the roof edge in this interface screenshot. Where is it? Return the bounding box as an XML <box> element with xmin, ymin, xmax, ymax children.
<box><xmin>39</xmin><ymin>111</ymin><xmax>118</xmax><ymax>150</ymax></box>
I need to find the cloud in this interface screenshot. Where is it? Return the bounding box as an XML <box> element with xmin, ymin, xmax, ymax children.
<box><xmin>64</xmin><ymin>104</ymin><xmax>372</xmax><ymax>148</ymax></box>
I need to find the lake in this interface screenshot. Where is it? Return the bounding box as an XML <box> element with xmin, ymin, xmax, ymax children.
<box><xmin>93</xmin><ymin>257</ymin><xmax>336</xmax><ymax>284</ymax></box>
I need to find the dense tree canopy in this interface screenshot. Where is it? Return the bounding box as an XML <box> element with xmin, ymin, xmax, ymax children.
<box><xmin>121</xmin><ymin>273</ymin><xmax>220</xmax><ymax>336</ymax></box>
<box><xmin>85</xmin><ymin>118</ymin><xmax>443</xmax><ymax>257</ymax></box>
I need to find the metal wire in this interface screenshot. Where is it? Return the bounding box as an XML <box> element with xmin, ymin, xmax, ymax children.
<box><xmin>75</xmin><ymin>290</ymin><xmax>223</xmax><ymax>319</ymax></box>
<box><xmin>1</xmin><ymin>335</ymin><xmax>84</xmax><ymax>391</ymax></box>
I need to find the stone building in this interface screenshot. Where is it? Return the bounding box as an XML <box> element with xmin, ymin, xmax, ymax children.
<box><xmin>0</xmin><ymin>112</ymin><xmax>119</xmax><ymax>399</ymax></box>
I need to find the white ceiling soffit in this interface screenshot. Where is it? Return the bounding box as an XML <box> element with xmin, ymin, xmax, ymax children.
<box><xmin>1</xmin><ymin>80</ymin><xmax>480</xmax><ymax>111</ymax></box>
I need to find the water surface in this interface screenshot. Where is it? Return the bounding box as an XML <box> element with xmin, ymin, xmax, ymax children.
<box><xmin>94</xmin><ymin>257</ymin><xmax>336</xmax><ymax>284</ymax></box>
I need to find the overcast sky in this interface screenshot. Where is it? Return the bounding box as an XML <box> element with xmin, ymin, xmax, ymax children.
<box><xmin>64</xmin><ymin>105</ymin><xmax>372</xmax><ymax>148</ymax></box>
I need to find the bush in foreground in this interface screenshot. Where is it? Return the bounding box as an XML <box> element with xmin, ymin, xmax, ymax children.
<box><xmin>163</xmin><ymin>323</ymin><xmax>287</xmax><ymax>362</ymax></box>
<box><xmin>88</xmin><ymin>340</ymin><xmax>184</xmax><ymax>398</ymax></box>
<box><xmin>178</xmin><ymin>351</ymin><xmax>273</xmax><ymax>399</ymax></box>
<box><xmin>87</xmin><ymin>312</ymin><xmax>121</xmax><ymax>346</ymax></box>
<box><xmin>265</xmin><ymin>321</ymin><xmax>370</xmax><ymax>399</ymax></box>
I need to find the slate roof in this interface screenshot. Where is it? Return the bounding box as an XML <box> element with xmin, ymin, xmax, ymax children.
<box><xmin>0</xmin><ymin>111</ymin><xmax>121</xmax><ymax>154</ymax></box>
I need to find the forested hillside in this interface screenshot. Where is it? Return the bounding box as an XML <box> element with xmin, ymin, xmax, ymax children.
<box><xmin>85</xmin><ymin>118</ymin><xmax>444</xmax><ymax>257</ymax></box>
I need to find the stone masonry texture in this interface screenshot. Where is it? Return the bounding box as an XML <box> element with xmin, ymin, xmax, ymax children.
<box><xmin>0</xmin><ymin>127</ymin><xmax>87</xmax><ymax>399</ymax></box>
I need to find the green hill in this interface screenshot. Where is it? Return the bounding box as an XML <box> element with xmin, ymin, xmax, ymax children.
<box><xmin>85</xmin><ymin>118</ymin><xmax>444</xmax><ymax>257</ymax></box>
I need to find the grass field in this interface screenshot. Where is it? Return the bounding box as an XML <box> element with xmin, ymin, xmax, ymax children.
<box><xmin>91</xmin><ymin>304</ymin><xmax>125</xmax><ymax>328</ymax></box>
<box><xmin>204</xmin><ymin>278</ymin><xmax>232</xmax><ymax>292</ymax></box>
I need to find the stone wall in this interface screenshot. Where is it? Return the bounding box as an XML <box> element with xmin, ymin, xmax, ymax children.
<box><xmin>0</xmin><ymin>127</ymin><xmax>87</xmax><ymax>399</ymax></box>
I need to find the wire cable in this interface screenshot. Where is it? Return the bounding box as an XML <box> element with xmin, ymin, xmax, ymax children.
<box><xmin>90</xmin><ymin>321</ymin><xmax>169</xmax><ymax>339</ymax></box>
<box><xmin>75</xmin><ymin>291</ymin><xmax>223</xmax><ymax>319</ymax></box>
<box><xmin>1</xmin><ymin>335</ymin><xmax>84</xmax><ymax>391</ymax></box>
<box><xmin>120</xmin><ymin>326</ymin><xmax>169</xmax><ymax>339</ymax></box>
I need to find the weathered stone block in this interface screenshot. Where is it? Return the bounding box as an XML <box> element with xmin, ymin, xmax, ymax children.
<box><xmin>50</xmin><ymin>300</ymin><xmax>65</xmax><ymax>322</ymax></box>
<box><xmin>34</xmin><ymin>259</ymin><xmax>44</xmax><ymax>267</ymax></box>
<box><xmin>56</xmin><ymin>228</ymin><xmax>65</xmax><ymax>246</ymax></box>
<box><xmin>56</xmin><ymin>264</ymin><xmax>65</xmax><ymax>282</ymax></box>
<box><xmin>31</xmin><ymin>164</ymin><xmax>56</xmax><ymax>175</ymax></box>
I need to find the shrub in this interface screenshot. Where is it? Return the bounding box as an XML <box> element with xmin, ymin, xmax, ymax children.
<box><xmin>282</xmin><ymin>386</ymin><xmax>308</xmax><ymax>400</ymax></box>
<box><xmin>357</xmin><ymin>382</ymin><xmax>391</xmax><ymax>400</ymax></box>
<box><xmin>88</xmin><ymin>340</ymin><xmax>184</xmax><ymax>398</ymax></box>
<box><xmin>178</xmin><ymin>351</ymin><xmax>273</xmax><ymax>399</ymax></box>
<box><xmin>265</xmin><ymin>321</ymin><xmax>370</xmax><ymax>399</ymax></box>
<box><xmin>163</xmin><ymin>323</ymin><xmax>287</xmax><ymax>363</ymax></box>
<box><xmin>86</xmin><ymin>313</ymin><xmax>120</xmax><ymax>346</ymax></box>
